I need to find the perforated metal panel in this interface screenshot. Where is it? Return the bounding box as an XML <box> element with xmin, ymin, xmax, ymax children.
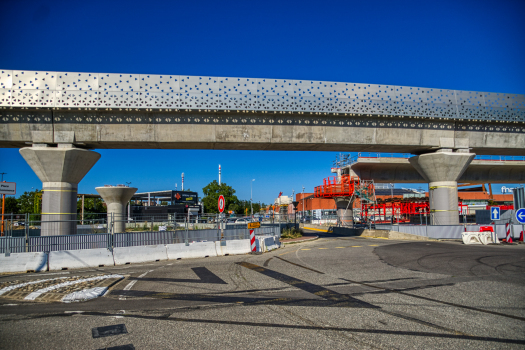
<box><xmin>1</xmin><ymin>69</ymin><xmax>523</xmax><ymax>122</ymax></box>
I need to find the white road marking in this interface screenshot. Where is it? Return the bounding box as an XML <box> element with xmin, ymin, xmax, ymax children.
<box><xmin>120</xmin><ymin>270</ymin><xmax>154</xmax><ymax>300</ymax></box>
<box><xmin>0</xmin><ymin>277</ymin><xmax>68</xmax><ymax>296</ymax></box>
<box><xmin>64</xmin><ymin>311</ymin><xmax>84</xmax><ymax>314</ymax></box>
<box><xmin>2</xmin><ymin>304</ymin><xmax>18</xmax><ymax>306</ymax></box>
<box><xmin>24</xmin><ymin>275</ymin><xmax>123</xmax><ymax>301</ymax></box>
<box><xmin>32</xmin><ymin>272</ymin><xmax>70</xmax><ymax>276</ymax></box>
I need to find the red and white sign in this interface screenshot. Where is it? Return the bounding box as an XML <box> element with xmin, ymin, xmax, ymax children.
<box><xmin>0</xmin><ymin>182</ymin><xmax>16</xmax><ymax>195</ymax></box>
<box><xmin>218</xmin><ymin>195</ymin><xmax>225</xmax><ymax>213</ymax></box>
<box><xmin>250</xmin><ymin>229</ymin><xmax>256</xmax><ymax>252</ymax></box>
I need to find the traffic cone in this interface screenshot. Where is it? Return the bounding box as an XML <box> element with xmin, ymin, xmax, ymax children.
<box><xmin>519</xmin><ymin>231</ymin><xmax>524</xmax><ymax>242</ymax></box>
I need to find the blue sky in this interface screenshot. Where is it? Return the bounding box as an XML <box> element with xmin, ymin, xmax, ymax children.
<box><xmin>1</xmin><ymin>0</ymin><xmax>524</xmax><ymax>204</ymax></box>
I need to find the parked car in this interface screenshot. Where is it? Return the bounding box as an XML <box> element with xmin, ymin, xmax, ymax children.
<box><xmin>235</xmin><ymin>217</ymin><xmax>253</xmax><ymax>224</ymax></box>
<box><xmin>300</xmin><ymin>216</ymin><xmax>312</xmax><ymax>223</ymax></box>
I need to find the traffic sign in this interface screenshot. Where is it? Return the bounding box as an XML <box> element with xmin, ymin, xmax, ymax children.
<box><xmin>0</xmin><ymin>182</ymin><xmax>16</xmax><ymax>195</ymax></box>
<box><xmin>516</xmin><ymin>208</ymin><xmax>525</xmax><ymax>224</ymax></box>
<box><xmin>218</xmin><ymin>195</ymin><xmax>225</xmax><ymax>213</ymax></box>
<box><xmin>248</xmin><ymin>222</ymin><xmax>260</xmax><ymax>229</ymax></box>
<box><xmin>490</xmin><ymin>207</ymin><xmax>500</xmax><ymax>221</ymax></box>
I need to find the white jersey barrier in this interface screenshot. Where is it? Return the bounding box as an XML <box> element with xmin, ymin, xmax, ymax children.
<box><xmin>255</xmin><ymin>235</ymin><xmax>281</xmax><ymax>252</ymax></box>
<box><xmin>0</xmin><ymin>252</ymin><xmax>48</xmax><ymax>273</ymax></box>
<box><xmin>113</xmin><ymin>245</ymin><xmax>168</xmax><ymax>265</ymax></box>
<box><xmin>216</xmin><ymin>239</ymin><xmax>251</xmax><ymax>256</ymax></box>
<box><xmin>166</xmin><ymin>242</ymin><xmax>217</xmax><ymax>260</ymax></box>
<box><xmin>0</xmin><ymin>237</ymin><xmax>282</xmax><ymax>272</ymax></box>
<box><xmin>462</xmin><ymin>232</ymin><xmax>498</xmax><ymax>245</ymax></box>
<box><xmin>48</xmin><ymin>248</ymin><xmax>115</xmax><ymax>271</ymax></box>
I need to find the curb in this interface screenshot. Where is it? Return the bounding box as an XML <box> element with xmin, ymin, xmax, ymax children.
<box><xmin>280</xmin><ymin>235</ymin><xmax>319</xmax><ymax>245</ymax></box>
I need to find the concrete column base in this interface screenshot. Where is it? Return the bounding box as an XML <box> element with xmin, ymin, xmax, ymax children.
<box><xmin>334</xmin><ymin>197</ymin><xmax>355</xmax><ymax>227</ymax></box>
<box><xmin>20</xmin><ymin>146</ymin><xmax>101</xmax><ymax>236</ymax></box>
<box><xmin>96</xmin><ymin>186</ymin><xmax>138</xmax><ymax>233</ymax></box>
<box><xmin>409</xmin><ymin>150</ymin><xmax>475</xmax><ymax>226</ymax></box>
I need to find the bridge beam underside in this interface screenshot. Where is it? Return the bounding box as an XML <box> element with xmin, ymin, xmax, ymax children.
<box><xmin>19</xmin><ymin>146</ymin><xmax>101</xmax><ymax>236</ymax></box>
<box><xmin>409</xmin><ymin>151</ymin><xmax>475</xmax><ymax>225</ymax></box>
<box><xmin>1</xmin><ymin>109</ymin><xmax>525</xmax><ymax>155</ymax></box>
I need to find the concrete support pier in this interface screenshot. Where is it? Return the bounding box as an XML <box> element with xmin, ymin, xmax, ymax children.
<box><xmin>409</xmin><ymin>150</ymin><xmax>475</xmax><ymax>225</ymax></box>
<box><xmin>19</xmin><ymin>145</ymin><xmax>101</xmax><ymax>236</ymax></box>
<box><xmin>334</xmin><ymin>197</ymin><xmax>355</xmax><ymax>227</ymax></box>
<box><xmin>96</xmin><ymin>186</ymin><xmax>138</xmax><ymax>233</ymax></box>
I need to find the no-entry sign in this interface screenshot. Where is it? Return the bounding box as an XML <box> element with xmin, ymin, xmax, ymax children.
<box><xmin>218</xmin><ymin>195</ymin><xmax>225</xmax><ymax>213</ymax></box>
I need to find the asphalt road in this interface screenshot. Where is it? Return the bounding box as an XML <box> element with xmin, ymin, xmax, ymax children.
<box><xmin>0</xmin><ymin>231</ymin><xmax>524</xmax><ymax>349</ymax></box>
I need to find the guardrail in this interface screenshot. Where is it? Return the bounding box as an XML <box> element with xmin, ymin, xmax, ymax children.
<box><xmin>0</xmin><ymin>226</ymin><xmax>280</xmax><ymax>254</ymax></box>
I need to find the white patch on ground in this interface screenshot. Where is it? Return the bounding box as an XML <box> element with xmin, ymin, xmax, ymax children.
<box><xmin>24</xmin><ymin>274</ymin><xmax>123</xmax><ymax>301</ymax></box>
<box><xmin>0</xmin><ymin>277</ymin><xmax>68</xmax><ymax>296</ymax></box>
<box><xmin>62</xmin><ymin>287</ymin><xmax>108</xmax><ymax>303</ymax></box>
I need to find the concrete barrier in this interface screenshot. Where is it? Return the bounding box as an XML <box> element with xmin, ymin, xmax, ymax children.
<box><xmin>49</xmin><ymin>248</ymin><xmax>114</xmax><ymax>270</ymax></box>
<box><xmin>215</xmin><ymin>239</ymin><xmax>251</xmax><ymax>256</ymax></box>
<box><xmin>113</xmin><ymin>245</ymin><xmax>168</xmax><ymax>265</ymax></box>
<box><xmin>0</xmin><ymin>252</ymin><xmax>48</xmax><ymax>273</ymax></box>
<box><xmin>166</xmin><ymin>242</ymin><xmax>217</xmax><ymax>260</ymax></box>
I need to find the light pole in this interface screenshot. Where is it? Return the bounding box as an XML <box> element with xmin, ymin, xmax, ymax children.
<box><xmin>126</xmin><ymin>182</ymin><xmax>132</xmax><ymax>222</ymax></box>
<box><xmin>302</xmin><ymin>186</ymin><xmax>305</xmax><ymax>220</ymax></box>
<box><xmin>250</xmin><ymin>179</ymin><xmax>255</xmax><ymax>217</ymax></box>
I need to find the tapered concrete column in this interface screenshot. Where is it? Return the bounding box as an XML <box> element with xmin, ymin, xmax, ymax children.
<box><xmin>96</xmin><ymin>186</ymin><xmax>137</xmax><ymax>233</ymax></box>
<box><xmin>409</xmin><ymin>150</ymin><xmax>475</xmax><ymax>225</ymax></box>
<box><xmin>19</xmin><ymin>146</ymin><xmax>101</xmax><ymax>236</ymax></box>
<box><xmin>334</xmin><ymin>197</ymin><xmax>355</xmax><ymax>227</ymax></box>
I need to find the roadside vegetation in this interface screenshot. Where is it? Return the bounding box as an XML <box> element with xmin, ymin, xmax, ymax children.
<box><xmin>281</xmin><ymin>227</ymin><xmax>303</xmax><ymax>240</ymax></box>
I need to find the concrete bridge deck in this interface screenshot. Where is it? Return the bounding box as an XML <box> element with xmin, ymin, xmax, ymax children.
<box><xmin>1</xmin><ymin>70</ymin><xmax>524</xmax><ymax>155</ymax></box>
<box><xmin>350</xmin><ymin>156</ymin><xmax>525</xmax><ymax>183</ymax></box>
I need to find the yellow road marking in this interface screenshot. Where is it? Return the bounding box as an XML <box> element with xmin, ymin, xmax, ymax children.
<box><xmin>278</xmin><ymin>251</ymin><xmax>294</xmax><ymax>256</ymax></box>
<box><xmin>351</xmin><ymin>246</ymin><xmax>362</xmax><ymax>248</ymax></box>
<box><xmin>303</xmin><ymin>227</ymin><xmax>332</xmax><ymax>233</ymax></box>
<box><xmin>318</xmin><ymin>248</ymin><xmax>328</xmax><ymax>249</ymax></box>
<box><xmin>301</xmin><ymin>249</ymin><xmax>311</xmax><ymax>251</ymax></box>
<box><xmin>369</xmin><ymin>245</ymin><xmax>379</xmax><ymax>246</ymax></box>
<box><xmin>335</xmin><ymin>247</ymin><xmax>345</xmax><ymax>248</ymax></box>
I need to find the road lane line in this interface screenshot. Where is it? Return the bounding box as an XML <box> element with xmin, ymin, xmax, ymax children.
<box><xmin>120</xmin><ymin>270</ymin><xmax>154</xmax><ymax>299</ymax></box>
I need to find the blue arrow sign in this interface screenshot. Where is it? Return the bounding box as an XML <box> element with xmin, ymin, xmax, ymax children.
<box><xmin>516</xmin><ymin>208</ymin><xmax>525</xmax><ymax>224</ymax></box>
<box><xmin>490</xmin><ymin>207</ymin><xmax>500</xmax><ymax>221</ymax></box>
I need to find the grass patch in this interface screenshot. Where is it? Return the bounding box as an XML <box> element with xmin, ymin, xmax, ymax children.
<box><xmin>281</xmin><ymin>227</ymin><xmax>303</xmax><ymax>240</ymax></box>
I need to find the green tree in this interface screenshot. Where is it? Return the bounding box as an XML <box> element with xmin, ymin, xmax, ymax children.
<box><xmin>77</xmin><ymin>197</ymin><xmax>106</xmax><ymax>213</ymax></box>
<box><xmin>202</xmin><ymin>180</ymin><xmax>239</xmax><ymax>213</ymax></box>
<box><xmin>18</xmin><ymin>190</ymin><xmax>41</xmax><ymax>214</ymax></box>
<box><xmin>1</xmin><ymin>197</ymin><xmax>20</xmax><ymax>214</ymax></box>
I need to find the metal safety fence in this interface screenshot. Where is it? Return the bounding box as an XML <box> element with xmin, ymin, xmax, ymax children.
<box><xmin>375</xmin><ymin>223</ymin><xmax>525</xmax><ymax>240</ymax></box>
<box><xmin>0</xmin><ymin>226</ymin><xmax>279</xmax><ymax>253</ymax></box>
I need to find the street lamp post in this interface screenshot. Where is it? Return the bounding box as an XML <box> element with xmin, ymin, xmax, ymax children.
<box><xmin>302</xmin><ymin>186</ymin><xmax>305</xmax><ymax>220</ymax></box>
<box><xmin>250</xmin><ymin>179</ymin><xmax>255</xmax><ymax>217</ymax></box>
<box><xmin>126</xmin><ymin>182</ymin><xmax>132</xmax><ymax>222</ymax></box>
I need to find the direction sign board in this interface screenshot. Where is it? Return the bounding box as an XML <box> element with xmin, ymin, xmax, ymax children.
<box><xmin>0</xmin><ymin>182</ymin><xmax>16</xmax><ymax>195</ymax></box>
<box><xmin>516</xmin><ymin>208</ymin><xmax>525</xmax><ymax>224</ymax></box>
<box><xmin>490</xmin><ymin>207</ymin><xmax>500</xmax><ymax>221</ymax></box>
<box><xmin>248</xmin><ymin>222</ymin><xmax>261</xmax><ymax>229</ymax></box>
<box><xmin>218</xmin><ymin>195</ymin><xmax>225</xmax><ymax>213</ymax></box>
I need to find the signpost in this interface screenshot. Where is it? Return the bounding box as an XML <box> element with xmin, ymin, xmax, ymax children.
<box><xmin>516</xmin><ymin>208</ymin><xmax>525</xmax><ymax>224</ymax></box>
<box><xmin>1</xmin><ymin>182</ymin><xmax>16</xmax><ymax>236</ymax></box>
<box><xmin>248</xmin><ymin>221</ymin><xmax>260</xmax><ymax>229</ymax></box>
<box><xmin>218</xmin><ymin>195</ymin><xmax>225</xmax><ymax>245</ymax></box>
<box><xmin>490</xmin><ymin>207</ymin><xmax>500</xmax><ymax>221</ymax></box>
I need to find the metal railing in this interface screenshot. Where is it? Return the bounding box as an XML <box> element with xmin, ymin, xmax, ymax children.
<box><xmin>0</xmin><ymin>212</ymin><xmax>282</xmax><ymax>253</ymax></box>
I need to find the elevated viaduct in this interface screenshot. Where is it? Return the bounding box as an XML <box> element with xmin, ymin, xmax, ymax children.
<box><xmin>1</xmin><ymin>70</ymin><xmax>524</xmax><ymax>230</ymax></box>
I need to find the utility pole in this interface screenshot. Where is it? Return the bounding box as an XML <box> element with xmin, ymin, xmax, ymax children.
<box><xmin>1</xmin><ymin>173</ymin><xmax>6</xmax><ymax>235</ymax></box>
<box><xmin>302</xmin><ymin>186</ymin><xmax>305</xmax><ymax>220</ymax></box>
<box><xmin>250</xmin><ymin>179</ymin><xmax>255</xmax><ymax>217</ymax></box>
<box><xmin>126</xmin><ymin>182</ymin><xmax>132</xmax><ymax>222</ymax></box>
